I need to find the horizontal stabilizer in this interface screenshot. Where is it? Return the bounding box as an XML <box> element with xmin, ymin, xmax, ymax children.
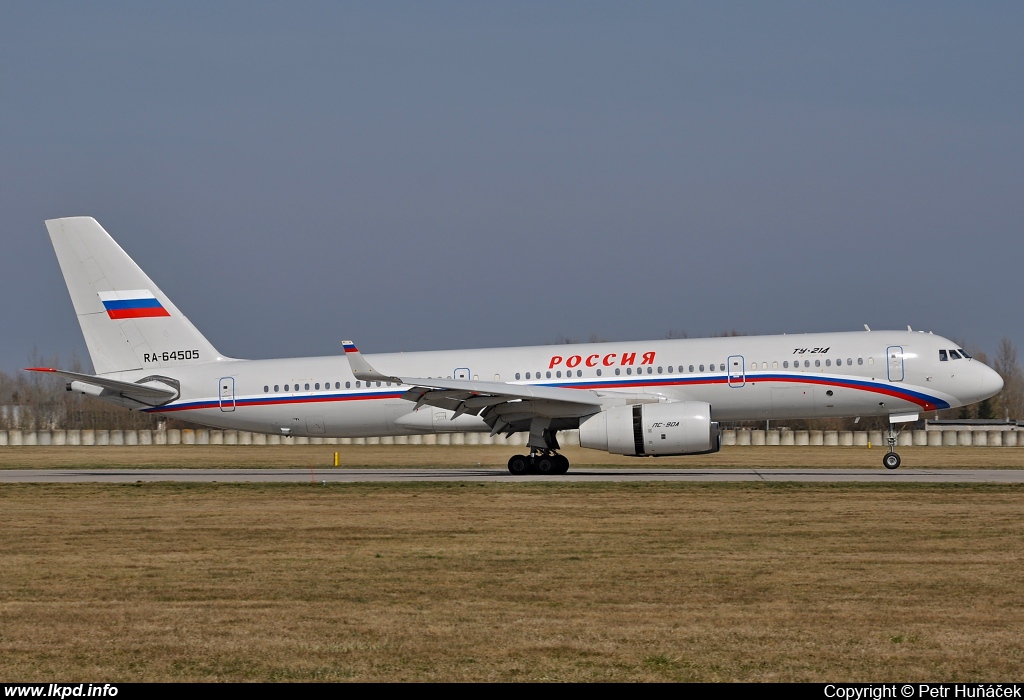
<box><xmin>25</xmin><ymin>367</ymin><xmax>179</xmax><ymax>405</ymax></box>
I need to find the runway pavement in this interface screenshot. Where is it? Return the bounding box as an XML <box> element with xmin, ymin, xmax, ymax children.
<box><xmin>3</xmin><ymin>468</ymin><xmax>1024</xmax><ymax>483</ymax></box>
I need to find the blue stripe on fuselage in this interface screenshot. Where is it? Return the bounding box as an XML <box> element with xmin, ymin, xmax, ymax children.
<box><xmin>147</xmin><ymin>373</ymin><xmax>949</xmax><ymax>414</ymax></box>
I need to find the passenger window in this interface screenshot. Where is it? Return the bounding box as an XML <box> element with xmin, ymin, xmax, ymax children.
<box><xmin>699</xmin><ymin>364</ymin><xmax>705</xmax><ymax>372</ymax></box>
<box><xmin>804</xmin><ymin>360</ymin><xmax>810</xmax><ymax>368</ymax></box>
<box><xmin>355</xmin><ymin>381</ymin><xmax>361</xmax><ymax>388</ymax></box>
<box><xmin>657</xmin><ymin>366</ymin><xmax>663</xmax><ymax>374</ymax></box>
<box><xmin>274</xmin><ymin>385</ymin><xmax>279</xmax><ymax>392</ymax></box>
<box><xmin>615</xmin><ymin>368</ymin><xmax>621</xmax><ymax>376</ymax></box>
<box><xmin>939</xmin><ymin>350</ymin><xmax>948</xmax><ymax>361</ymax></box>
<box><xmin>689</xmin><ymin>365</ymin><xmax>694</xmax><ymax>372</ymax></box>
<box><xmin>264</xmin><ymin>385</ymin><xmax>269</xmax><ymax>392</ymax></box>
<box><xmin>315</xmin><ymin>383</ymin><xmax>320</xmax><ymax>390</ymax></box>
<box><xmin>345</xmin><ymin>381</ymin><xmax>351</xmax><ymax>388</ymax></box>
<box><xmin>858</xmin><ymin>357</ymin><xmax>863</xmax><ymax>365</ymax></box>
<box><xmin>668</xmin><ymin>366</ymin><xmax>673</xmax><ymax>373</ymax></box>
<box><xmin>546</xmin><ymin>371</ymin><xmax>551</xmax><ymax>379</ymax></box>
<box><xmin>815</xmin><ymin>360</ymin><xmax>821</xmax><ymax>367</ymax></box>
<box><xmin>597</xmin><ymin>369</ymin><xmax>602</xmax><ymax>376</ymax></box>
<box><xmin>304</xmin><ymin>383</ymin><xmax>310</xmax><ymax>390</ymax></box>
<box><xmin>376</xmin><ymin>381</ymin><xmax>381</xmax><ymax>387</ymax></box>
<box><xmin>577</xmin><ymin>370</ymin><xmax>582</xmax><ymax>377</ymax></box>
<box><xmin>626</xmin><ymin>367</ymin><xmax>632</xmax><ymax>375</ymax></box>
<box><xmin>556</xmin><ymin>371</ymin><xmax>562</xmax><ymax>378</ymax></box>
<box><xmin>868</xmin><ymin>357</ymin><xmax>874</xmax><ymax>365</ymax></box>
<box><xmin>285</xmin><ymin>384</ymin><xmax>290</xmax><ymax>391</ymax></box>
<box><xmin>515</xmin><ymin>373</ymin><xmax>521</xmax><ymax>380</ymax></box>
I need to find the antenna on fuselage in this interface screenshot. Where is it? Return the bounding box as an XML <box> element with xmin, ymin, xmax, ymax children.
<box><xmin>864</xmin><ymin>324</ymin><xmax>871</xmax><ymax>331</ymax></box>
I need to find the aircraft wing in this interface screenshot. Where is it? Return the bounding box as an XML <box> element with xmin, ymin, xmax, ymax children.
<box><xmin>25</xmin><ymin>367</ymin><xmax>179</xmax><ymax>405</ymax></box>
<box><xmin>342</xmin><ymin>341</ymin><xmax>608</xmax><ymax>436</ymax></box>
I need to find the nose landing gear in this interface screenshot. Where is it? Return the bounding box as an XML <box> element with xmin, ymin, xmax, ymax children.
<box><xmin>883</xmin><ymin>423</ymin><xmax>901</xmax><ymax>470</ymax></box>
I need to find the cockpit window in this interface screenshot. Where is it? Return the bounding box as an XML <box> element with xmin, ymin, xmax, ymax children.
<box><xmin>958</xmin><ymin>348</ymin><xmax>972</xmax><ymax>359</ymax></box>
<box><xmin>949</xmin><ymin>349</ymin><xmax>962</xmax><ymax>359</ymax></box>
<box><xmin>939</xmin><ymin>350</ymin><xmax>948</xmax><ymax>362</ymax></box>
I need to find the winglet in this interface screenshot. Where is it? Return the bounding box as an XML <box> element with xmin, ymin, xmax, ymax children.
<box><xmin>342</xmin><ymin>341</ymin><xmax>402</xmax><ymax>383</ymax></box>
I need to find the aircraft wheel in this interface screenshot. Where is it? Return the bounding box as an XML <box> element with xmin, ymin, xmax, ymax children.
<box><xmin>883</xmin><ymin>452</ymin><xmax>901</xmax><ymax>470</ymax></box>
<box><xmin>554</xmin><ymin>455</ymin><xmax>570</xmax><ymax>474</ymax></box>
<box><xmin>508</xmin><ymin>455</ymin><xmax>530</xmax><ymax>475</ymax></box>
<box><xmin>535</xmin><ymin>456</ymin><xmax>557</xmax><ymax>475</ymax></box>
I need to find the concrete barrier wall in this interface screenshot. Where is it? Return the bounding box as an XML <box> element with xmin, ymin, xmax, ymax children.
<box><xmin>1</xmin><ymin>427</ymin><xmax>1021</xmax><ymax>447</ymax></box>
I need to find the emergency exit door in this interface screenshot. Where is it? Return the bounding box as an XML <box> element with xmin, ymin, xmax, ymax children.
<box><xmin>219</xmin><ymin>377</ymin><xmax>235</xmax><ymax>412</ymax></box>
<box><xmin>886</xmin><ymin>346</ymin><xmax>904</xmax><ymax>382</ymax></box>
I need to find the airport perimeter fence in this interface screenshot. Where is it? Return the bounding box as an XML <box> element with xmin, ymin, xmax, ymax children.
<box><xmin>0</xmin><ymin>428</ymin><xmax>1020</xmax><ymax>447</ymax></box>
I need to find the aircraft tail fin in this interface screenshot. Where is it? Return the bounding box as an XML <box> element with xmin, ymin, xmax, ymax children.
<box><xmin>45</xmin><ymin>217</ymin><xmax>225</xmax><ymax>375</ymax></box>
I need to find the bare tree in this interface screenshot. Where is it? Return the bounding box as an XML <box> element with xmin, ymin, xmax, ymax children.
<box><xmin>994</xmin><ymin>337</ymin><xmax>1024</xmax><ymax>420</ymax></box>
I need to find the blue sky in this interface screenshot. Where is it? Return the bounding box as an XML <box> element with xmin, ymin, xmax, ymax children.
<box><xmin>2</xmin><ymin>2</ymin><xmax>1022</xmax><ymax>370</ymax></box>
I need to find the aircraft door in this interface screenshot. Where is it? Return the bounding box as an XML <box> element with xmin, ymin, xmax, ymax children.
<box><xmin>886</xmin><ymin>346</ymin><xmax>905</xmax><ymax>382</ymax></box>
<box><xmin>219</xmin><ymin>377</ymin><xmax>235</xmax><ymax>412</ymax></box>
<box><xmin>727</xmin><ymin>355</ymin><xmax>745</xmax><ymax>387</ymax></box>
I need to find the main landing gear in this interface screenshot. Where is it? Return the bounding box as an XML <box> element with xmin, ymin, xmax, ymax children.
<box><xmin>507</xmin><ymin>450</ymin><xmax>570</xmax><ymax>475</ymax></box>
<box><xmin>883</xmin><ymin>423</ymin><xmax>902</xmax><ymax>470</ymax></box>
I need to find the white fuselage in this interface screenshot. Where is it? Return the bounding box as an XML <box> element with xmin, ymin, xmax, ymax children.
<box><xmin>104</xmin><ymin>330</ymin><xmax>1002</xmax><ymax>438</ymax></box>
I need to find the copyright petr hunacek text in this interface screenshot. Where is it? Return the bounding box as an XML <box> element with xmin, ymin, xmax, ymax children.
<box><xmin>825</xmin><ymin>685</ymin><xmax>1021</xmax><ymax>699</ymax></box>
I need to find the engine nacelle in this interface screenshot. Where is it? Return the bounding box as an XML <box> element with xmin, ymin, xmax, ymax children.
<box><xmin>579</xmin><ymin>402</ymin><xmax>720</xmax><ymax>456</ymax></box>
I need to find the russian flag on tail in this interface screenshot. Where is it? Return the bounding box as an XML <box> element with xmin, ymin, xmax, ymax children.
<box><xmin>98</xmin><ymin>290</ymin><xmax>171</xmax><ymax>319</ymax></box>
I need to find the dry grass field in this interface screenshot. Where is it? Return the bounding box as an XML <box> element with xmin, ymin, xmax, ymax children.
<box><xmin>1</xmin><ymin>479</ymin><xmax>1023</xmax><ymax>682</ymax></box>
<box><xmin>1</xmin><ymin>444</ymin><xmax>1023</xmax><ymax>470</ymax></box>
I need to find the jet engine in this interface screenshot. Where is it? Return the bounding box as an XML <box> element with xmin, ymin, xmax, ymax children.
<box><xmin>578</xmin><ymin>401</ymin><xmax>720</xmax><ymax>456</ymax></box>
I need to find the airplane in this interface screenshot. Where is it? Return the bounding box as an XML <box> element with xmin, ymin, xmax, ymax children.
<box><xmin>29</xmin><ymin>217</ymin><xmax>1004</xmax><ymax>473</ymax></box>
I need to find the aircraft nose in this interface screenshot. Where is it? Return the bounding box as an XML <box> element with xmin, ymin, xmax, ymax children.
<box><xmin>978</xmin><ymin>365</ymin><xmax>1004</xmax><ymax>400</ymax></box>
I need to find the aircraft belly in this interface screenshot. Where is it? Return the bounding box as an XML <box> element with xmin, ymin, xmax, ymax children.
<box><xmin>701</xmin><ymin>383</ymin><xmax>773</xmax><ymax>421</ymax></box>
<box><xmin>771</xmin><ymin>386</ymin><xmax>815</xmax><ymax>418</ymax></box>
